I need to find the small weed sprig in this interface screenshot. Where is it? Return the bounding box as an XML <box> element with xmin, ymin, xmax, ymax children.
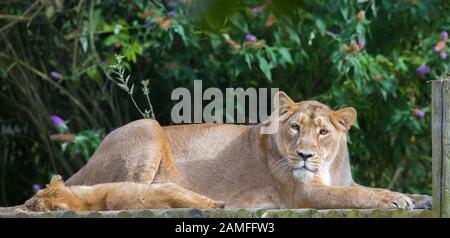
<box><xmin>108</xmin><ymin>55</ymin><xmax>155</xmax><ymax>119</ymax></box>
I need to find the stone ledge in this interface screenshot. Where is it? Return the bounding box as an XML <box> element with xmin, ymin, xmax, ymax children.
<box><xmin>0</xmin><ymin>209</ymin><xmax>436</xmax><ymax>218</ymax></box>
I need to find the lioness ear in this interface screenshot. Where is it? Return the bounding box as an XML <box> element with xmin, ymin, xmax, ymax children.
<box><xmin>274</xmin><ymin>91</ymin><xmax>298</xmax><ymax>119</ymax></box>
<box><xmin>49</xmin><ymin>175</ymin><xmax>64</xmax><ymax>187</ymax></box>
<box><xmin>262</xmin><ymin>91</ymin><xmax>298</xmax><ymax>128</ymax></box>
<box><xmin>334</xmin><ymin>107</ymin><xmax>357</xmax><ymax>131</ymax></box>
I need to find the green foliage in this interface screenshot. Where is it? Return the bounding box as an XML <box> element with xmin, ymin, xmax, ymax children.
<box><xmin>1</xmin><ymin>0</ymin><xmax>449</xmax><ymax>205</ymax></box>
<box><xmin>60</xmin><ymin>130</ymin><xmax>105</xmax><ymax>164</ymax></box>
<box><xmin>51</xmin><ymin>117</ymin><xmax>104</xmax><ymax>163</ymax></box>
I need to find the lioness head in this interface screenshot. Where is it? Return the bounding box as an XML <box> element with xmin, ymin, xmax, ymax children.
<box><xmin>270</xmin><ymin>92</ymin><xmax>356</xmax><ymax>182</ymax></box>
<box><xmin>25</xmin><ymin>175</ymin><xmax>82</xmax><ymax>211</ymax></box>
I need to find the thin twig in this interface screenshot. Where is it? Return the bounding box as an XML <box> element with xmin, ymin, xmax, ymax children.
<box><xmin>0</xmin><ymin>15</ymin><xmax>30</xmax><ymax>20</ymax></box>
<box><xmin>145</xmin><ymin>92</ymin><xmax>156</xmax><ymax>119</ymax></box>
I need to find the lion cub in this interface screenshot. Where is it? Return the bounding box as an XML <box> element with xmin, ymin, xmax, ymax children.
<box><xmin>25</xmin><ymin>175</ymin><xmax>225</xmax><ymax>211</ymax></box>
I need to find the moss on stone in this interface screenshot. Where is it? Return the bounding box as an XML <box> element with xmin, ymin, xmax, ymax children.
<box><xmin>417</xmin><ymin>210</ymin><xmax>437</xmax><ymax>218</ymax></box>
<box><xmin>322</xmin><ymin>210</ymin><xmax>348</xmax><ymax>218</ymax></box>
<box><xmin>156</xmin><ymin>208</ymin><xmax>205</xmax><ymax>218</ymax></box>
<box><xmin>62</xmin><ymin>211</ymin><xmax>78</xmax><ymax>218</ymax></box>
<box><xmin>137</xmin><ymin>210</ymin><xmax>157</xmax><ymax>218</ymax></box>
<box><xmin>203</xmin><ymin>208</ymin><xmax>266</xmax><ymax>218</ymax></box>
<box><xmin>14</xmin><ymin>212</ymin><xmax>30</xmax><ymax>218</ymax></box>
<box><xmin>263</xmin><ymin>209</ymin><xmax>321</xmax><ymax>218</ymax></box>
<box><xmin>38</xmin><ymin>212</ymin><xmax>56</xmax><ymax>218</ymax></box>
<box><xmin>345</xmin><ymin>210</ymin><xmax>366</xmax><ymax>218</ymax></box>
<box><xmin>390</xmin><ymin>209</ymin><xmax>411</xmax><ymax>218</ymax></box>
<box><xmin>116</xmin><ymin>211</ymin><xmax>133</xmax><ymax>218</ymax></box>
<box><xmin>367</xmin><ymin>209</ymin><xmax>392</xmax><ymax>218</ymax></box>
<box><xmin>85</xmin><ymin>211</ymin><xmax>104</xmax><ymax>218</ymax></box>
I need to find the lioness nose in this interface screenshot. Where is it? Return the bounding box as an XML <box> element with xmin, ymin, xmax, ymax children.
<box><xmin>297</xmin><ymin>151</ymin><xmax>314</xmax><ymax>160</ymax></box>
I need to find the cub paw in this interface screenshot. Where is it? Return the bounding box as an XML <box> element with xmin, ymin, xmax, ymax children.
<box><xmin>378</xmin><ymin>192</ymin><xmax>415</xmax><ymax>210</ymax></box>
<box><xmin>212</xmin><ymin>201</ymin><xmax>226</xmax><ymax>209</ymax></box>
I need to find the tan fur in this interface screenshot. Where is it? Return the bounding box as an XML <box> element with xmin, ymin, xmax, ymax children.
<box><xmin>36</xmin><ymin>92</ymin><xmax>431</xmax><ymax>210</ymax></box>
<box><xmin>25</xmin><ymin>175</ymin><xmax>225</xmax><ymax>211</ymax></box>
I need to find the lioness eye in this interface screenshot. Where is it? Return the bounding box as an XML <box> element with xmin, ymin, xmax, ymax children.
<box><xmin>291</xmin><ymin>124</ymin><xmax>300</xmax><ymax>131</ymax></box>
<box><xmin>319</xmin><ymin>129</ymin><xmax>329</xmax><ymax>135</ymax></box>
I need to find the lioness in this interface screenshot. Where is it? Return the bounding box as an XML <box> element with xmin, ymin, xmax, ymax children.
<box><xmin>1</xmin><ymin>92</ymin><xmax>430</xmax><ymax>212</ymax></box>
<box><xmin>25</xmin><ymin>175</ymin><xmax>225</xmax><ymax>211</ymax></box>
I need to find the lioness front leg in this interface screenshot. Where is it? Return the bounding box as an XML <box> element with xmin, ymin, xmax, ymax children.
<box><xmin>353</xmin><ymin>183</ymin><xmax>432</xmax><ymax>209</ymax></box>
<box><xmin>298</xmin><ymin>184</ymin><xmax>414</xmax><ymax>209</ymax></box>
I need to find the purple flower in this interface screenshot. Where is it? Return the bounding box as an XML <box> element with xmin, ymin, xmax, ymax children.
<box><xmin>32</xmin><ymin>184</ymin><xmax>41</xmax><ymax>193</ymax></box>
<box><xmin>440</xmin><ymin>31</ymin><xmax>448</xmax><ymax>40</ymax></box>
<box><xmin>416</xmin><ymin>65</ymin><xmax>431</xmax><ymax>76</ymax></box>
<box><xmin>250</xmin><ymin>6</ymin><xmax>264</xmax><ymax>14</ymax></box>
<box><xmin>325</xmin><ymin>31</ymin><xmax>336</xmax><ymax>37</ymax></box>
<box><xmin>434</xmin><ymin>46</ymin><xmax>441</xmax><ymax>52</ymax></box>
<box><xmin>50</xmin><ymin>71</ymin><xmax>63</xmax><ymax>79</ymax></box>
<box><xmin>440</xmin><ymin>52</ymin><xmax>448</xmax><ymax>60</ymax></box>
<box><xmin>167</xmin><ymin>1</ymin><xmax>177</xmax><ymax>8</ymax></box>
<box><xmin>357</xmin><ymin>39</ymin><xmax>365</xmax><ymax>49</ymax></box>
<box><xmin>50</xmin><ymin>115</ymin><xmax>65</xmax><ymax>126</ymax></box>
<box><xmin>245</xmin><ymin>34</ymin><xmax>257</xmax><ymax>42</ymax></box>
<box><xmin>143</xmin><ymin>21</ymin><xmax>153</xmax><ymax>28</ymax></box>
<box><xmin>413</xmin><ymin>109</ymin><xmax>425</xmax><ymax>119</ymax></box>
<box><xmin>167</xmin><ymin>11</ymin><xmax>176</xmax><ymax>18</ymax></box>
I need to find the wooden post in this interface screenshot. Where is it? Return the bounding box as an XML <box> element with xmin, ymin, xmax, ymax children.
<box><xmin>432</xmin><ymin>79</ymin><xmax>450</xmax><ymax>218</ymax></box>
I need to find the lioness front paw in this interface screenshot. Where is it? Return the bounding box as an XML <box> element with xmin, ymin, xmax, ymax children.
<box><xmin>407</xmin><ymin>194</ymin><xmax>432</xmax><ymax>210</ymax></box>
<box><xmin>377</xmin><ymin>192</ymin><xmax>415</xmax><ymax>210</ymax></box>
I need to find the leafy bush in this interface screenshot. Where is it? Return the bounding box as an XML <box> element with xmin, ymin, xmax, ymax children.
<box><xmin>1</xmin><ymin>0</ymin><xmax>449</xmax><ymax>205</ymax></box>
